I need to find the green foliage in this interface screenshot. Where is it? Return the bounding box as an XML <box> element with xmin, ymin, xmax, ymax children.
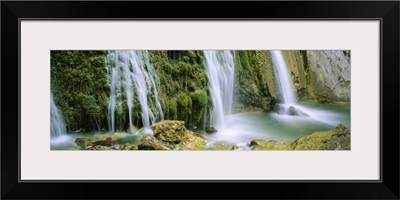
<box><xmin>177</xmin><ymin>92</ymin><xmax>191</xmax><ymax>111</ymax></box>
<box><xmin>233</xmin><ymin>50</ymin><xmax>274</xmax><ymax>112</ymax></box>
<box><xmin>51</xmin><ymin>50</ymin><xmax>108</xmax><ymax>131</ymax></box>
<box><xmin>150</xmin><ymin>50</ymin><xmax>209</xmax><ymax>127</ymax></box>
<box><xmin>176</xmin><ymin>92</ymin><xmax>192</xmax><ymax>123</ymax></box>
<box><xmin>179</xmin><ymin>61</ymin><xmax>192</xmax><ymax>75</ymax></box>
<box><xmin>238</xmin><ymin>51</ymin><xmax>252</xmax><ymax>78</ymax></box>
<box><xmin>183</xmin><ymin>56</ymin><xmax>190</xmax><ymax>62</ymax></box>
<box><xmin>190</xmin><ymin>90</ymin><xmax>208</xmax><ymax>124</ymax></box>
<box><xmin>76</xmin><ymin>93</ymin><xmax>101</xmax><ymax>118</ymax></box>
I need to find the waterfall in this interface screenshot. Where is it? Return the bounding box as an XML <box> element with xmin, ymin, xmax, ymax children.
<box><xmin>204</xmin><ymin>50</ymin><xmax>235</xmax><ymax>130</ymax></box>
<box><xmin>107</xmin><ymin>50</ymin><xmax>163</xmax><ymax>133</ymax></box>
<box><xmin>270</xmin><ymin>50</ymin><xmax>297</xmax><ymax>105</ymax></box>
<box><xmin>50</xmin><ymin>92</ymin><xmax>67</xmax><ymax>138</ymax></box>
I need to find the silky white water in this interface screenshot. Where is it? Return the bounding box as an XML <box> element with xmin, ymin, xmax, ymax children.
<box><xmin>50</xmin><ymin>92</ymin><xmax>67</xmax><ymax>138</ymax></box>
<box><xmin>271</xmin><ymin>50</ymin><xmax>297</xmax><ymax>105</ymax></box>
<box><xmin>204</xmin><ymin>50</ymin><xmax>235</xmax><ymax>131</ymax></box>
<box><xmin>107</xmin><ymin>50</ymin><xmax>163</xmax><ymax>133</ymax></box>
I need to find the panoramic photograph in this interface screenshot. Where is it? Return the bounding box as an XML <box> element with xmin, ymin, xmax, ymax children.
<box><xmin>50</xmin><ymin>50</ymin><xmax>350</xmax><ymax>150</ymax></box>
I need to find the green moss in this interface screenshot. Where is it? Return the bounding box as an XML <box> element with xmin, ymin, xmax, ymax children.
<box><xmin>183</xmin><ymin>56</ymin><xmax>190</xmax><ymax>62</ymax></box>
<box><xmin>51</xmin><ymin>50</ymin><xmax>108</xmax><ymax>131</ymax></box>
<box><xmin>190</xmin><ymin>90</ymin><xmax>207</xmax><ymax>125</ymax></box>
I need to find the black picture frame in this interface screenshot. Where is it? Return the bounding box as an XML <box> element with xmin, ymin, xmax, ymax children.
<box><xmin>2</xmin><ymin>1</ymin><xmax>399</xmax><ymax>199</ymax></box>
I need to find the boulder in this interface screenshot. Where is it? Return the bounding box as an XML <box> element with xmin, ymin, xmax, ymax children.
<box><xmin>151</xmin><ymin>120</ymin><xmax>186</xmax><ymax>143</ymax></box>
<box><xmin>92</xmin><ymin>137</ymin><xmax>113</xmax><ymax>147</ymax></box>
<box><xmin>93</xmin><ymin>132</ymin><xmax>124</xmax><ymax>142</ymax></box>
<box><xmin>138</xmin><ymin>135</ymin><xmax>172</xmax><ymax>150</ymax></box>
<box><xmin>206</xmin><ymin>126</ymin><xmax>218</xmax><ymax>133</ymax></box>
<box><xmin>207</xmin><ymin>142</ymin><xmax>236</xmax><ymax>150</ymax></box>
<box><xmin>273</xmin><ymin>104</ymin><xmax>286</xmax><ymax>114</ymax></box>
<box><xmin>291</xmin><ymin>124</ymin><xmax>350</xmax><ymax>150</ymax></box>
<box><xmin>289</xmin><ymin>106</ymin><xmax>310</xmax><ymax>117</ymax></box>
<box><xmin>250</xmin><ymin>139</ymin><xmax>291</xmax><ymax>150</ymax></box>
<box><xmin>121</xmin><ymin>144</ymin><xmax>138</xmax><ymax>150</ymax></box>
<box><xmin>75</xmin><ymin>138</ymin><xmax>92</xmax><ymax>149</ymax></box>
<box><xmin>90</xmin><ymin>145</ymin><xmax>112</xmax><ymax>150</ymax></box>
<box><xmin>176</xmin><ymin>131</ymin><xmax>207</xmax><ymax>150</ymax></box>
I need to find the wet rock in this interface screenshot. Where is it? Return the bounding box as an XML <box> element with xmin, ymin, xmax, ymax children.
<box><xmin>289</xmin><ymin>106</ymin><xmax>310</xmax><ymax>117</ymax></box>
<box><xmin>90</xmin><ymin>146</ymin><xmax>112</xmax><ymax>150</ymax></box>
<box><xmin>127</xmin><ymin>125</ymin><xmax>139</xmax><ymax>134</ymax></box>
<box><xmin>291</xmin><ymin>124</ymin><xmax>350</xmax><ymax>150</ymax></box>
<box><xmin>121</xmin><ymin>144</ymin><xmax>138</xmax><ymax>150</ymax></box>
<box><xmin>75</xmin><ymin>138</ymin><xmax>92</xmax><ymax>148</ymax></box>
<box><xmin>138</xmin><ymin>135</ymin><xmax>172</xmax><ymax>150</ymax></box>
<box><xmin>92</xmin><ymin>137</ymin><xmax>113</xmax><ymax>147</ymax></box>
<box><xmin>273</xmin><ymin>104</ymin><xmax>286</xmax><ymax>114</ymax></box>
<box><xmin>207</xmin><ymin>142</ymin><xmax>236</xmax><ymax>150</ymax></box>
<box><xmin>151</xmin><ymin>120</ymin><xmax>186</xmax><ymax>143</ymax></box>
<box><xmin>176</xmin><ymin>131</ymin><xmax>207</xmax><ymax>150</ymax></box>
<box><xmin>188</xmin><ymin>124</ymin><xmax>197</xmax><ymax>130</ymax></box>
<box><xmin>206</xmin><ymin>126</ymin><xmax>218</xmax><ymax>133</ymax></box>
<box><xmin>93</xmin><ymin>132</ymin><xmax>124</xmax><ymax>142</ymax></box>
<box><xmin>250</xmin><ymin>139</ymin><xmax>291</xmax><ymax>150</ymax></box>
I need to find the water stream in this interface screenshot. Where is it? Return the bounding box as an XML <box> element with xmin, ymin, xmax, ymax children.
<box><xmin>107</xmin><ymin>50</ymin><xmax>163</xmax><ymax>134</ymax></box>
<box><xmin>204</xmin><ymin>50</ymin><xmax>235</xmax><ymax>131</ymax></box>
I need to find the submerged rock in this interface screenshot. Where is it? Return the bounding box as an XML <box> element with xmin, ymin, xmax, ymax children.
<box><xmin>176</xmin><ymin>131</ymin><xmax>207</xmax><ymax>150</ymax></box>
<box><xmin>75</xmin><ymin>138</ymin><xmax>92</xmax><ymax>148</ymax></box>
<box><xmin>250</xmin><ymin>139</ymin><xmax>291</xmax><ymax>150</ymax></box>
<box><xmin>138</xmin><ymin>135</ymin><xmax>172</xmax><ymax>150</ymax></box>
<box><xmin>291</xmin><ymin>124</ymin><xmax>350</xmax><ymax>150</ymax></box>
<box><xmin>151</xmin><ymin>120</ymin><xmax>186</xmax><ymax>143</ymax></box>
<box><xmin>273</xmin><ymin>104</ymin><xmax>286</xmax><ymax>114</ymax></box>
<box><xmin>127</xmin><ymin>125</ymin><xmax>139</xmax><ymax>134</ymax></box>
<box><xmin>93</xmin><ymin>132</ymin><xmax>124</xmax><ymax>142</ymax></box>
<box><xmin>289</xmin><ymin>106</ymin><xmax>310</xmax><ymax>117</ymax></box>
<box><xmin>206</xmin><ymin>126</ymin><xmax>218</xmax><ymax>133</ymax></box>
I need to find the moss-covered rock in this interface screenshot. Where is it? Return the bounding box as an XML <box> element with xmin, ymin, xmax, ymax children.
<box><xmin>92</xmin><ymin>137</ymin><xmax>113</xmax><ymax>147</ymax></box>
<box><xmin>249</xmin><ymin>139</ymin><xmax>291</xmax><ymax>150</ymax></box>
<box><xmin>207</xmin><ymin>142</ymin><xmax>236</xmax><ymax>150</ymax></box>
<box><xmin>282</xmin><ymin>50</ymin><xmax>351</xmax><ymax>103</ymax></box>
<box><xmin>151</xmin><ymin>120</ymin><xmax>186</xmax><ymax>143</ymax></box>
<box><xmin>176</xmin><ymin>131</ymin><xmax>207</xmax><ymax>150</ymax></box>
<box><xmin>190</xmin><ymin>90</ymin><xmax>208</xmax><ymax>125</ymax></box>
<box><xmin>93</xmin><ymin>132</ymin><xmax>124</xmax><ymax>142</ymax></box>
<box><xmin>121</xmin><ymin>144</ymin><xmax>138</xmax><ymax>150</ymax></box>
<box><xmin>291</xmin><ymin>124</ymin><xmax>350</xmax><ymax>150</ymax></box>
<box><xmin>233</xmin><ymin>50</ymin><xmax>275</xmax><ymax>113</ymax></box>
<box><xmin>75</xmin><ymin>137</ymin><xmax>92</xmax><ymax>148</ymax></box>
<box><xmin>138</xmin><ymin>135</ymin><xmax>172</xmax><ymax>150</ymax></box>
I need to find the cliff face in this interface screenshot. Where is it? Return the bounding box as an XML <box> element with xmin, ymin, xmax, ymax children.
<box><xmin>232</xmin><ymin>50</ymin><xmax>276</xmax><ymax>113</ymax></box>
<box><xmin>306</xmin><ymin>50</ymin><xmax>351</xmax><ymax>102</ymax></box>
<box><xmin>283</xmin><ymin>50</ymin><xmax>351</xmax><ymax>103</ymax></box>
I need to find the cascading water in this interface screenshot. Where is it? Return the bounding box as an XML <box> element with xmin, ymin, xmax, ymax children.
<box><xmin>50</xmin><ymin>92</ymin><xmax>67</xmax><ymax>138</ymax></box>
<box><xmin>270</xmin><ymin>50</ymin><xmax>297</xmax><ymax>105</ymax></box>
<box><xmin>270</xmin><ymin>50</ymin><xmax>342</xmax><ymax>126</ymax></box>
<box><xmin>107</xmin><ymin>50</ymin><xmax>163</xmax><ymax>133</ymax></box>
<box><xmin>204</xmin><ymin>50</ymin><xmax>235</xmax><ymax>131</ymax></box>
